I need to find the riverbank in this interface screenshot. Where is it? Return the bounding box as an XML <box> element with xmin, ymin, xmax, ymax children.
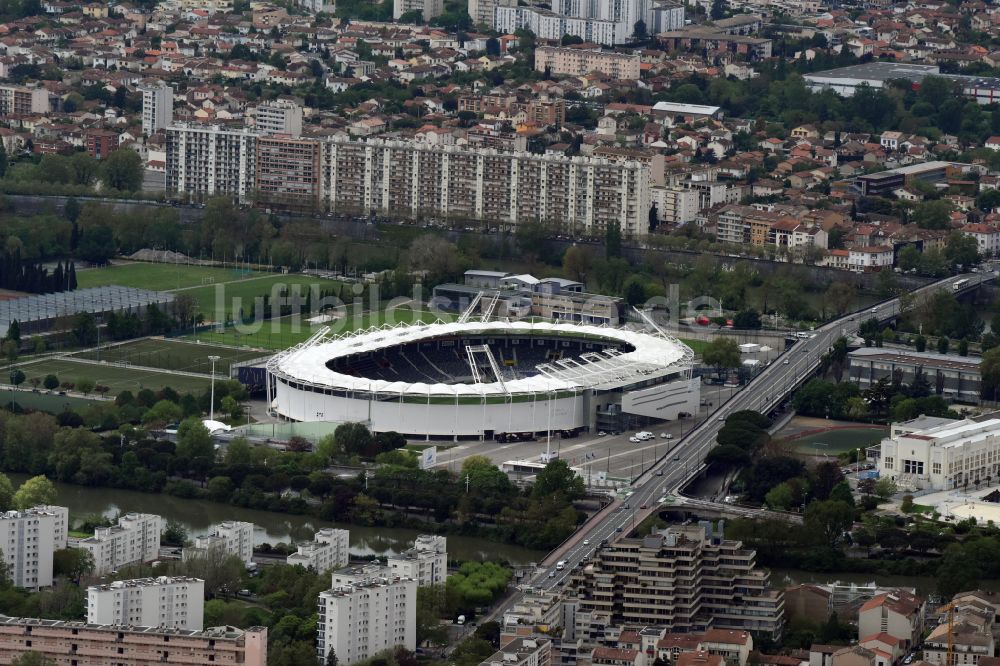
<box><xmin>10</xmin><ymin>474</ymin><xmax>546</xmax><ymax>565</ymax></box>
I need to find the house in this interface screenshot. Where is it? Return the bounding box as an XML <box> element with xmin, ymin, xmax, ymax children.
<box><xmin>677</xmin><ymin>651</ymin><xmax>726</xmax><ymax>666</ymax></box>
<box><xmin>832</xmin><ymin>646</ymin><xmax>877</xmax><ymax>666</ymax></box>
<box><xmin>859</xmin><ymin>633</ymin><xmax>905</xmax><ymax>666</ymax></box>
<box><xmin>848</xmin><ymin>246</ymin><xmax>894</xmax><ymax>272</ymax></box>
<box><xmin>962</xmin><ymin>223</ymin><xmax>1000</xmax><ymax>256</ymax></box>
<box><xmin>858</xmin><ymin>591</ymin><xmax>926</xmax><ymax>651</ymax></box>
<box><xmin>702</xmin><ymin>630</ymin><xmax>753</xmax><ymax>666</ymax></box>
<box><xmin>923</xmin><ymin>619</ymin><xmax>994</xmax><ymax>666</ymax></box>
<box><xmin>592</xmin><ymin>647</ymin><xmax>644</xmax><ymax>666</ymax></box>
<box><xmin>986</xmin><ymin>137</ymin><xmax>1000</xmax><ymax>151</ymax></box>
<box><xmin>787</xmin><ymin>585</ymin><xmax>833</xmax><ymax>625</ymax></box>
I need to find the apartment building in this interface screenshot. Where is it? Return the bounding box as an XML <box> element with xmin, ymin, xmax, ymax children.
<box><xmin>139</xmin><ymin>81</ymin><xmax>173</xmax><ymax>136</ymax></box>
<box><xmin>649</xmin><ymin>186</ymin><xmax>699</xmax><ymax>224</ymax></box>
<box><xmin>322</xmin><ymin>138</ymin><xmax>650</xmax><ymax>238</ymax></box>
<box><xmin>0</xmin><ymin>616</ymin><xmax>266</xmax><ymax>666</ymax></box>
<box><xmin>858</xmin><ymin>591</ymin><xmax>926</xmax><ymax>651</ymax></box>
<box><xmin>534</xmin><ymin>46</ymin><xmax>641</xmax><ymax>79</ymax></box>
<box><xmin>296</xmin><ymin>0</ymin><xmax>336</xmax><ymax>13</ymax></box>
<box><xmin>477</xmin><ymin>637</ymin><xmax>553</xmax><ymax>666</ymax></box>
<box><xmin>657</xmin><ymin>27</ymin><xmax>773</xmax><ymax>59</ymax></box>
<box><xmin>0</xmin><ymin>84</ymin><xmax>48</xmax><ymax>116</ymax></box>
<box><xmin>458</xmin><ymin>94</ymin><xmax>566</xmax><ymax>126</ymax></box>
<box><xmin>85</xmin><ymin>129</ymin><xmax>119</xmax><ymax>160</ymax></box>
<box><xmin>317</xmin><ymin>574</ymin><xmax>417</xmax><ymax>665</ymax></box>
<box><xmin>496</xmin><ymin>0</ymin><xmax>682</xmax><ymax>45</ymax></box>
<box><xmin>165</xmin><ymin>123</ymin><xmax>258</xmax><ymax>201</ymax></box>
<box><xmin>566</xmin><ymin>522</ymin><xmax>785</xmax><ymax>640</ymax></box>
<box><xmin>0</xmin><ymin>506</ymin><xmax>68</xmax><ymax>589</ymax></box>
<box><xmin>387</xmin><ymin>535</ymin><xmax>447</xmax><ymax>587</ymax></box>
<box><xmin>467</xmin><ymin>0</ymin><xmax>515</xmax><ymax>27</ymax></box>
<box><xmin>248</xmin><ymin>99</ymin><xmax>303</xmax><ymax>137</ymax></box>
<box><xmin>87</xmin><ymin>576</ymin><xmax>205</xmax><ymax>631</ymax></box>
<box><xmin>286</xmin><ymin>527</ymin><xmax>350</xmax><ymax>573</ymax></box>
<box><xmin>255</xmin><ymin>134</ymin><xmax>322</xmax><ymax>212</ymax></box>
<box><xmin>186</xmin><ymin>521</ymin><xmax>255</xmax><ymax>566</ymax></box>
<box><xmin>73</xmin><ymin>513</ymin><xmax>163</xmax><ymax>576</ymax></box>
<box><xmin>393</xmin><ymin>0</ymin><xmax>442</xmax><ymax>20</ymax></box>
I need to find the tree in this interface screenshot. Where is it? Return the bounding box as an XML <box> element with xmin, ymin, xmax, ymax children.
<box><xmin>898</xmin><ymin>244</ymin><xmax>921</xmax><ymax>272</ymax></box>
<box><xmin>633</xmin><ymin>19</ymin><xmax>647</xmax><ymax>39</ymax></box>
<box><xmin>937</xmin><ymin>336</ymin><xmax>949</xmax><ymax>355</ymax></box>
<box><xmin>912</xmin><ymin>200</ymin><xmax>953</xmax><ymax>229</ymax></box>
<box><xmin>825</xmin><ymin>282</ymin><xmax>855</xmax><ymax>316</ymax></box>
<box><xmin>13</xmin><ymin>475</ymin><xmax>57</xmax><ymax>509</ymax></box>
<box><xmin>63</xmin><ymin>197</ymin><xmax>81</xmax><ymax>223</ymax></box>
<box><xmin>702</xmin><ymin>337</ymin><xmax>741</xmax><ymax>380</ymax></box>
<box><xmin>53</xmin><ymin>548</ymin><xmax>94</xmax><ymax>582</ymax></box>
<box><xmin>803</xmin><ymin>500</ymin><xmax>854</xmax><ymax>546</ymax></box>
<box><xmin>733</xmin><ymin>310</ymin><xmax>761</xmax><ymax>329</ymax></box>
<box><xmin>100</xmin><ymin>147</ymin><xmax>143</xmax><ymax>191</ymax></box>
<box><xmin>710</xmin><ymin>0</ymin><xmax>726</xmax><ymax>19</ymax></box>
<box><xmin>335</xmin><ymin>422</ymin><xmax>374</xmax><ymax>457</ymax></box>
<box><xmin>915</xmin><ymin>335</ymin><xmax>928</xmax><ymax>352</ymax></box>
<box><xmin>43</xmin><ymin>374</ymin><xmax>59</xmax><ymax>391</ymax></box>
<box><xmin>71</xmin><ymin>312</ymin><xmax>98</xmax><ymax>345</ymax></box>
<box><xmin>764</xmin><ymin>482</ymin><xmax>794</xmax><ymax>510</ymax></box>
<box><xmin>0</xmin><ymin>141</ymin><xmax>7</xmax><ymax>179</ymax></box>
<box><xmin>874</xmin><ymin>477</ymin><xmax>897</xmax><ymax>500</ymax></box>
<box><xmin>176</xmin><ymin>417</ymin><xmax>215</xmax><ymax>461</ymax></box>
<box><xmin>532</xmin><ymin>460</ymin><xmax>585</xmax><ymax>500</ymax></box>
<box><xmin>9</xmin><ymin>369</ymin><xmax>24</xmax><ymax>387</ymax></box>
<box><xmin>325</xmin><ymin>649</ymin><xmax>339</xmax><ymax>666</ymax></box>
<box><xmin>605</xmin><ymin>223</ymin><xmax>622</xmax><ymax>258</ymax></box>
<box><xmin>76</xmin><ymin>377</ymin><xmax>95</xmax><ymax>395</ymax></box>
<box><xmin>0</xmin><ymin>472</ymin><xmax>13</xmax><ymax>511</ymax></box>
<box><xmin>562</xmin><ymin>245</ymin><xmax>594</xmax><ymax>282</ymax></box>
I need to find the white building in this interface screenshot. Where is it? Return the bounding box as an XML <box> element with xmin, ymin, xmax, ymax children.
<box><xmin>295</xmin><ymin>0</ymin><xmax>336</xmax><ymax>12</ymax></box>
<box><xmin>468</xmin><ymin>0</ymin><xmax>515</xmax><ymax>27</ymax></box>
<box><xmin>495</xmin><ymin>0</ymin><xmax>681</xmax><ymax>45</ymax></box>
<box><xmin>74</xmin><ymin>513</ymin><xmax>163</xmax><ymax>576</ymax></box>
<box><xmin>165</xmin><ymin>123</ymin><xmax>257</xmax><ymax>202</ymax></box>
<box><xmin>848</xmin><ymin>246</ymin><xmax>894</xmax><ymax>272</ymax></box>
<box><xmin>139</xmin><ymin>81</ymin><xmax>173</xmax><ymax>136</ymax></box>
<box><xmin>286</xmin><ymin>528</ymin><xmax>350</xmax><ymax>573</ymax></box>
<box><xmin>317</xmin><ymin>574</ymin><xmax>417</xmax><ymax>665</ymax></box>
<box><xmin>393</xmin><ymin>0</ymin><xmax>442</xmax><ymax>20</ymax></box>
<box><xmin>187</xmin><ymin>521</ymin><xmax>255</xmax><ymax>566</ymax></box>
<box><xmin>962</xmin><ymin>223</ymin><xmax>1000</xmax><ymax>256</ymax></box>
<box><xmin>651</xmin><ymin>186</ymin><xmax>700</xmax><ymax>225</ymax></box>
<box><xmin>0</xmin><ymin>506</ymin><xmax>69</xmax><ymax>589</ymax></box>
<box><xmin>877</xmin><ymin>418</ymin><xmax>1000</xmax><ymax>491</ymax></box>
<box><xmin>387</xmin><ymin>535</ymin><xmax>447</xmax><ymax>588</ymax></box>
<box><xmin>248</xmin><ymin>100</ymin><xmax>303</xmax><ymax>137</ymax></box>
<box><xmin>87</xmin><ymin>576</ymin><xmax>205</xmax><ymax>631</ymax></box>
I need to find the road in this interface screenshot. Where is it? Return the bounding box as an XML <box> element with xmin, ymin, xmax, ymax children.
<box><xmin>520</xmin><ymin>272</ymin><xmax>986</xmax><ymax>595</ymax></box>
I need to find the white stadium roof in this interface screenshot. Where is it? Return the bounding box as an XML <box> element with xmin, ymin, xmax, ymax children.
<box><xmin>267</xmin><ymin>320</ymin><xmax>693</xmax><ymax>397</ymax></box>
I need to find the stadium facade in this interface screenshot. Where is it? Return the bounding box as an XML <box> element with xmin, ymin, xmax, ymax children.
<box><xmin>265</xmin><ymin>320</ymin><xmax>698</xmax><ymax>439</ymax></box>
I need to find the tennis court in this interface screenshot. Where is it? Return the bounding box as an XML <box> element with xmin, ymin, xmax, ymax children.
<box><xmin>72</xmin><ymin>338</ymin><xmax>267</xmax><ymax>374</ymax></box>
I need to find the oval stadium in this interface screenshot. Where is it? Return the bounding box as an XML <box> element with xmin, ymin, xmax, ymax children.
<box><xmin>265</xmin><ymin>319</ymin><xmax>700</xmax><ymax>439</ymax></box>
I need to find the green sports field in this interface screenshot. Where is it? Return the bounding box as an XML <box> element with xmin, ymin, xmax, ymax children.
<box><xmin>72</xmin><ymin>338</ymin><xmax>268</xmax><ymax>374</ymax></box>
<box><xmin>190</xmin><ymin>308</ymin><xmax>455</xmax><ymax>350</ymax></box>
<box><xmin>789</xmin><ymin>427</ymin><xmax>888</xmax><ymax>455</ymax></box>
<box><xmin>75</xmin><ymin>263</ymin><xmax>259</xmax><ymax>292</ymax></box>
<box><xmin>181</xmin><ymin>274</ymin><xmax>347</xmax><ymax>320</ymax></box>
<box><xmin>13</xmin><ymin>358</ymin><xmax>214</xmax><ymax>396</ymax></box>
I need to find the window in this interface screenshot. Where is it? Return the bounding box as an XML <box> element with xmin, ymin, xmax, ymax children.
<box><xmin>884</xmin><ymin>457</ymin><xmax>894</xmax><ymax>468</ymax></box>
<box><xmin>904</xmin><ymin>460</ymin><xmax>925</xmax><ymax>475</ymax></box>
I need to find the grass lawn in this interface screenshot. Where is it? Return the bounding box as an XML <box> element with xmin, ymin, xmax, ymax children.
<box><xmin>13</xmin><ymin>358</ymin><xmax>213</xmax><ymax>395</ymax></box>
<box><xmin>72</xmin><ymin>338</ymin><xmax>267</xmax><ymax>374</ymax></box>
<box><xmin>787</xmin><ymin>427</ymin><xmax>888</xmax><ymax>455</ymax></box>
<box><xmin>190</xmin><ymin>308</ymin><xmax>454</xmax><ymax>351</ymax></box>
<box><xmin>679</xmin><ymin>338</ymin><xmax>709</xmax><ymax>355</ymax></box>
<box><xmin>76</xmin><ymin>263</ymin><xmax>259</xmax><ymax>292</ymax></box>
<box><xmin>183</xmin><ymin>274</ymin><xmax>346</xmax><ymax>320</ymax></box>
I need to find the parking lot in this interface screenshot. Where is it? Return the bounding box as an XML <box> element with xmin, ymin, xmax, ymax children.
<box><xmin>430</xmin><ymin>383</ymin><xmax>735</xmax><ymax>480</ymax></box>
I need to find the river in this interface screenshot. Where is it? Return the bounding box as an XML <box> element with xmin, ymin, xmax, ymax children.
<box><xmin>771</xmin><ymin>568</ymin><xmax>1000</xmax><ymax>599</ymax></box>
<box><xmin>10</xmin><ymin>475</ymin><xmax>546</xmax><ymax>565</ymax></box>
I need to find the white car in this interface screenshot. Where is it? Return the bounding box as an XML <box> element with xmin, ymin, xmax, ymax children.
<box><xmin>661</xmin><ymin>433</ymin><xmax>672</xmax><ymax>439</ymax></box>
<box><xmin>597</xmin><ymin>431</ymin><xmax>607</xmax><ymax>436</ymax></box>
<box><xmin>629</xmin><ymin>436</ymin><xmax>640</xmax><ymax>443</ymax></box>
<box><xmin>783</xmin><ymin>359</ymin><xmax>789</xmax><ymax>364</ymax></box>
<box><xmin>583</xmin><ymin>539</ymin><xmax>590</xmax><ymax>545</ymax></box>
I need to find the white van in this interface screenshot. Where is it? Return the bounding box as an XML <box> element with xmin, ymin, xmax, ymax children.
<box><xmin>556</xmin><ymin>560</ymin><xmax>566</xmax><ymax>571</ymax></box>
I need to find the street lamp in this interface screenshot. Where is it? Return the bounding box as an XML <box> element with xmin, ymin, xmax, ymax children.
<box><xmin>208</xmin><ymin>355</ymin><xmax>221</xmax><ymax>421</ymax></box>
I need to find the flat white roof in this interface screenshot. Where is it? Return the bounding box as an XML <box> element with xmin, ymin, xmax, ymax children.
<box><xmin>268</xmin><ymin>320</ymin><xmax>692</xmax><ymax>397</ymax></box>
<box><xmin>903</xmin><ymin>418</ymin><xmax>1000</xmax><ymax>449</ymax></box>
<box><xmin>652</xmin><ymin>101</ymin><xmax>722</xmax><ymax>116</ymax></box>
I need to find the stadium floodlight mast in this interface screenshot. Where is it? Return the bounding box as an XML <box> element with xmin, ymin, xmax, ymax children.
<box><xmin>208</xmin><ymin>355</ymin><xmax>221</xmax><ymax>421</ymax></box>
